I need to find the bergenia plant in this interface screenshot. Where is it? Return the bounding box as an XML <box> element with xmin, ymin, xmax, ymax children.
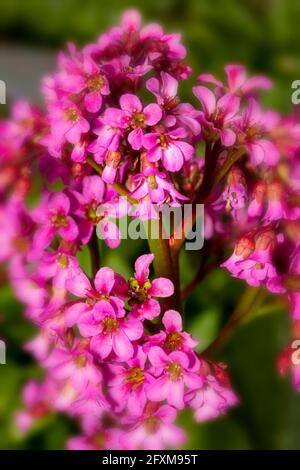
<box><xmin>1</xmin><ymin>10</ymin><xmax>299</xmax><ymax>450</ymax></box>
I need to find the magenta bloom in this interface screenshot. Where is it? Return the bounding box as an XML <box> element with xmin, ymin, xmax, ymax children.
<box><xmin>108</xmin><ymin>347</ymin><xmax>153</xmax><ymax>415</ymax></box>
<box><xmin>67</xmin><ymin>427</ymin><xmax>122</xmax><ymax>450</ymax></box>
<box><xmin>0</xmin><ymin>200</ymin><xmax>36</xmax><ymax>267</ymax></box>
<box><xmin>144</xmin><ymin>309</ymin><xmax>198</xmax><ymax>353</ymax></box>
<box><xmin>46</xmin><ymin>101</ymin><xmax>90</xmax><ymax>157</ymax></box>
<box><xmin>186</xmin><ymin>362</ymin><xmax>238</xmax><ymax>422</ymax></box>
<box><xmin>130</xmin><ymin>163</ymin><xmax>188</xmax><ymax>205</ymax></box>
<box><xmin>147</xmin><ymin>347</ymin><xmax>202</xmax><ymax>409</ymax></box>
<box><xmin>193</xmin><ymin>86</ymin><xmax>240</xmax><ymax>146</ymax></box>
<box><xmin>38</xmin><ymin>249</ymin><xmax>79</xmax><ymax>290</ymax></box>
<box><xmin>128</xmin><ymin>254</ymin><xmax>174</xmax><ymax>320</ymax></box>
<box><xmin>146</xmin><ymin>72</ymin><xmax>200</xmax><ymax>135</ymax></box>
<box><xmin>77</xmin><ymin>300</ymin><xmax>143</xmax><ymax>361</ymax></box>
<box><xmin>120</xmin><ymin>403</ymin><xmax>186</xmax><ymax>450</ymax></box>
<box><xmin>57</xmin><ymin>46</ymin><xmax>110</xmax><ymax>113</ymax></box>
<box><xmin>44</xmin><ymin>342</ymin><xmax>102</xmax><ymax>392</ymax></box>
<box><xmin>16</xmin><ymin>380</ymin><xmax>53</xmax><ymax>433</ymax></box>
<box><xmin>33</xmin><ymin>192</ymin><xmax>78</xmax><ymax>249</ymax></box>
<box><xmin>234</xmin><ymin>99</ymin><xmax>279</xmax><ymax>166</ymax></box>
<box><xmin>65</xmin><ymin>266</ymin><xmax>125</xmax><ymax>327</ymax></box>
<box><xmin>222</xmin><ymin>231</ymin><xmax>285</xmax><ymax>293</ymax></box>
<box><xmin>72</xmin><ymin>175</ymin><xmax>125</xmax><ymax>248</ymax></box>
<box><xmin>88</xmin><ymin>112</ymin><xmax>123</xmax><ymax>163</ymax></box>
<box><xmin>143</xmin><ymin>127</ymin><xmax>194</xmax><ymax>172</ymax></box>
<box><xmin>199</xmin><ymin>64</ymin><xmax>272</xmax><ymax>97</ymax></box>
<box><xmin>111</xmin><ymin>93</ymin><xmax>162</xmax><ymax>150</ymax></box>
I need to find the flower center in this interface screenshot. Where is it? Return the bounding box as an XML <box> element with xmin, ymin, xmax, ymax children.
<box><xmin>167</xmin><ymin>362</ymin><xmax>182</xmax><ymax>381</ymax></box>
<box><xmin>57</xmin><ymin>253</ymin><xmax>69</xmax><ymax>269</ymax></box>
<box><xmin>128</xmin><ymin>277</ymin><xmax>151</xmax><ymax>301</ymax></box>
<box><xmin>254</xmin><ymin>262</ymin><xmax>264</xmax><ymax>270</ymax></box>
<box><xmin>212</xmin><ymin>108</ymin><xmax>225</xmax><ymax>128</ymax></box>
<box><xmin>74</xmin><ymin>354</ymin><xmax>88</xmax><ymax>368</ymax></box>
<box><xmin>149</xmin><ymin>175</ymin><xmax>157</xmax><ymax>190</ymax></box>
<box><xmin>163</xmin><ymin>96</ymin><xmax>180</xmax><ymax>112</ymax></box>
<box><xmin>125</xmin><ymin>367</ymin><xmax>145</xmax><ymax>389</ymax></box>
<box><xmin>87</xmin><ymin>75</ymin><xmax>105</xmax><ymax>92</ymax></box>
<box><xmin>131</xmin><ymin>112</ymin><xmax>146</xmax><ymax>128</ymax></box>
<box><xmin>247</xmin><ymin>125</ymin><xmax>262</xmax><ymax>139</ymax></box>
<box><xmin>64</xmin><ymin>107</ymin><xmax>80</xmax><ymax>122</ymax></box>
<box><xmin>12</xmin><ymin>236</ymin><xmax>28</xmax><ymax>253</ymax></box>
<box><xmin>91</xmin><ymin>433</ymin><xmax>105</xmax><ymax>449</ymax></box>
<box><xmin>85</xmin><ymin>203</ymin><xmax>101</xmax><ymax>224</ymax></box>
<box><xmin>145</xmin><ymin>416</ymin><xmax>160</xmax><ymax>433</ymax></box>
<box><xmin>165</xmin><ymin>332</ymin><xmax>183</xmax><ymax>352</ymax></box>
<box><xmin>51</xmin><ymin>212</ymin><xmax>68</xmax><ymax>228</ymax></box>
<box><xmin>102</xmin><ymin>316</ymin><xmax>119</xmax><ymax>334</ymax></box>
<box><xmin>159</xmin><ymin>134</ymin><xmax>170</xmax><ymax>148</ymax></box>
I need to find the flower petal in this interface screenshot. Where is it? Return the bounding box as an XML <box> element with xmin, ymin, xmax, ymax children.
<box><xmin>66</xmin><ymin>270</ymin><xmax>92</xmax><ymax>297</ymax></box>
<box><xmin>162</xmin><ymin>309</ymin><xmax>182</xmax><ymax>332</ymax></box>
<box><xmin>149</xmin><ymin>278</ymin><xmax>174</xmax><ymax>298</ymax></box>
<box><xmin>94</xmin><ymin>267</ymin><xmax>115</xmax><ymax>294</ymax></box>
<box><xmin>193</xmin><ymin>86</ymin><xmax>216</xmax><ymax>116</ymax></box>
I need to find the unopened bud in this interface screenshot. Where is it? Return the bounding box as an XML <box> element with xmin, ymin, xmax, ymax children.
<box><xmin>106</xmin><ymin>150</ymin><xmax>122</xmax><ymax>169</ymax></box>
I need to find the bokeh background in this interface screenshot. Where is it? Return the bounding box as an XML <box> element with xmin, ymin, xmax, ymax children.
<box><xmin>0</xmin><ymin>0</ymin><xmax>300</xmax><ymax>449</ymax></box>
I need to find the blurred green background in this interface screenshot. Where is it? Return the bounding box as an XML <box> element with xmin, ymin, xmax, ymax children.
<box><xmin>0</xmin><ymin>0</ymin><xmax>300</xmax><ymax>450</ymax></box>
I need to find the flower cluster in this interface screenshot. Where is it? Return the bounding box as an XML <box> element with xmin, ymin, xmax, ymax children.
<box><xmin>15</xmin><ymin>255</ymin><xmax>236</xmax><ymax>450</ymax></box>
<box><xmin>0</xmin><ymin>9</ymin><xmax>299</xmax><ymax>450</ymax></box>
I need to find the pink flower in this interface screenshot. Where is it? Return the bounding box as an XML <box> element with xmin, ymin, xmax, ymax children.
<box><xmin>57</xmin><ymin>45</ymin><xmax>110</xmax><ymax>113</ymax></box>
<box><xmin>147</xmin><ymin>347</ymin><xmax>202</xmax><ymax>409</ymax></box>
<box><xmin>37</xmin><ymin>247</ymin><xmax>79</xmax><ymax>290</ymax></box>
<box><xmin>146</xmin><ymin>72</ymin><xmax>200</xmax><ymax>135</ymax></box>
<box><xmin>33</xmin><ymin>192</ymin><xmax>78</xmax><ymax>249</ymax></box>
<box><xmin>0</xmin><ymin>200</ymin><xmax>35</xmax><ymax>266</ymax></box>
<box><xmin>186</xmin><ymin>361</ymin><xmax>238</xmax><ymax>422</ymax></box>
<box><xmin>143</xmin><ymin>127</ymin><xmax>194</xmax><ymax>172</ymax></box>
<box><xmin>222</xmin><ymin>231</ymin><xmax>285</xmax><ymax>293</ymax></box>
<box><xmin>65</xmin><ymin>266</ymin><xmax>125</xmax><ymax>327</ymax></box>
<box><xmin>193</xmin><ymin>86</ymin><xmax>240</xmax><ymax>146</ymax></box>
<box><xmin>108</xmin><ymin>347</ymin><xmax>153</xmax><ymax>415</ymax></box>
<box><xmin>110</xmin><ymin>94</ymin><xmax>162</xmax><ymax>150</ymax></box>
<box><xmin>16</xmin><ymin>380</ymin><xmax>53</xmax><ymax>433</ymax></box>
<box><xmin>199</xmin><ymin>64</ymin><xmax>272</xmax><ymax>97</ymax></box>
<box><xmin>46</xmin><ymin>101</ymin><xmax>90</xmax><ymax>157</ymax></box>
<box><xmin>128</xmin><ymin>254</ymin><xmax>174</xmax><ymax>320</ymax></box>
<box><xmin>222</xmin><ymin>166</ymin><xmax>248</xmax><ymax>214</ymax></box>
<box><xmin>264</xmin><ymin>181</ymin><xmax>300</xmax><ymax>221</ymax></box>
<box><xmin>129</xmin><ymin>158</ymin><xmax>189</xmax><ymax>204</ymax></box>
<box><xmin>234</xmin><ymin>99</ymin><xmax>279</xmax><ymax>166</ymax></box>
<box><xmin>88</xmin><ymin>111</ymin><xmax>123</xmax><ymax>163</ymax></box>
<box><xmin>144</xmin><ymin>309</ymin><xmax>198</xmax><ymax>353</ymax></box>
<box><xmin>78</xmin><ymin>300</ymin><xmax>143</xmax><ymax>361</ymax></box>
<box><xmin>278</xmin><ymin>341</ymin><xmax>300</xmax><ymax>393</ymax></box>
<box><xmin>121</xmin><ymin>403</ymin><xmax>186</xmax><ymax>450</ymax></box>
<box><xmin>67</xmin><ymin>427</ymin><xmax>122</xmax><ymax>450</ymax></box>
<box><xmin>72</xmin><ymin>175</ymin><xmax>126</xmax><ymax>248</ymax></box>
<box><xmin>44</xmin><ymin>341</ymin><xmax>102</xmax><ymax>392</ymax></box>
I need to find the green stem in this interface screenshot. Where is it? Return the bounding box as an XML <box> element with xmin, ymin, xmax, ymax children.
<box><xmin>203</xmin><ymin>286</ymin><xmax>267</xmax><ymax>357</ymax></box>
<box><xmin>144</xmin><ymin>218</ymin><xmax>182</xmax><ymax>313</ymax></box>
<box><xmin>89</xmin><ymin>229</ymin><xmax>101</xmax><ymax>277</ymax></box>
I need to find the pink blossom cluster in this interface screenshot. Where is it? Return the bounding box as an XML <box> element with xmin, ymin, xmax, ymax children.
<box><xmin>14</xmin><ymin>255</ymin><xmax>236</xmax><ymax>450</ymax></box>
<box><xmin>0</xmin><ymin>9</ymin><xmax>299</xmax><ymax>450</ymax></box>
